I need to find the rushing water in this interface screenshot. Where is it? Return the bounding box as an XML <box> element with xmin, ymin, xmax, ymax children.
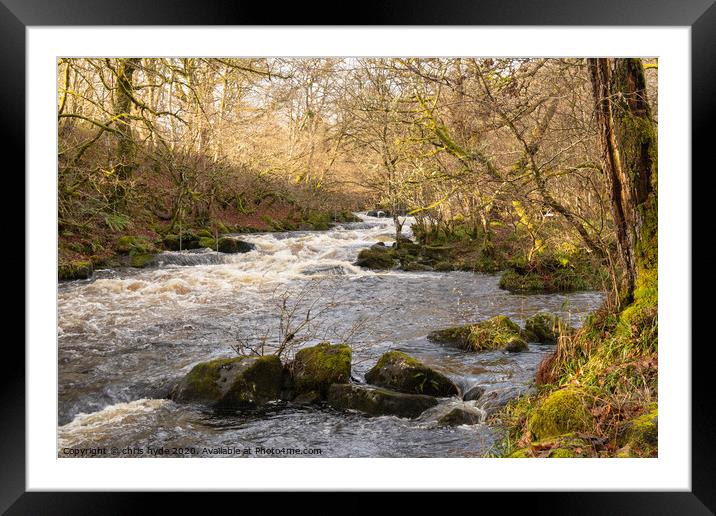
<box><xmin>57</xmin><ymin>214</ymin><xmax>603</xmax><ymax>457</ymax></box>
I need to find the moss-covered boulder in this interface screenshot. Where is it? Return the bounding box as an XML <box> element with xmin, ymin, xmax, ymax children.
<box><xmin>364</xmin><ymin>350</ymin><xmax>458</xmax><ymax>397</ymax></box>
<box><xmin>527</xmin><ymin>388</ymin><xmax>592</xmax><ymax>441</ymax></box>
<box><xmin>616</xmin><ymin>404</ymin><xmax>658</xmax><ymax>457</ymax></box>
<box><xmin>524</xmin><ymin>312</ymin><xmax>573</xmax><ymax>344</ymax></box>
<box><xmin>292</xmin><ymin>343</ymin><xmax>352</xmax><ymax>398</ymax></box>
<box><xmin>427</xmin><ymin>316</ymin><xmax>528</xmax><ymax>352</ymax></box>
<box><xmin>198</xmin><ymin>237</ymin><xmax>215</xmax><ymax>249</ymax></box>
<box><xmin>130</xmin><ymin>252</ymin><xmax>155</xmax><ymax>268</ymax></box>
<box><xmin>327</xmin><ymin>383</ymin><xmax>438</xmax><ymax>418</ymax></box>
<box><xmin>354</xmin><ymin>247</ymin><xmax>396</xmax><ymax>270</ymax></box>
<box><xmin>170</xmin><ymin>355</ymin><xmax>283</xmax><ymax>410</ymax></box>
<box><xmin>58</xmin><ymin>259</ymin><xmax>93</xmax><ymax>280</ymax></box>
<box><xmin>436</xmin><ymin>406</ymin><xmax>483</xmax><ymax>427</ymax></box>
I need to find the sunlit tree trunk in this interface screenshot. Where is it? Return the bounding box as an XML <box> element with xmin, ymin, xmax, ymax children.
<box><xmin>588</xmin><ymin>58</ymin><xmax>657</xmax><ymax>305</ymax></box>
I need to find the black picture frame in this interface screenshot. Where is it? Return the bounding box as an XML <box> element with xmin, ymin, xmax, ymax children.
<box><xmin>7</xmin><ymin>0</ymin><xmax>711</xmax><ymax>513</ymax></box>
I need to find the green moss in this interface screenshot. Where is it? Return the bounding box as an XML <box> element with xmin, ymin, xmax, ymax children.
<box><xmin>428</xmin><ymin>315</ymin><xmax>526</xmax><ymax>352</ymax></box>
<box><xmin>198</xmin><ymin>237</ymin><xmax>216</xmax><ymax>249</ymax></box>
<box><xmin>548</xmin><ymin>448</ymin><xmax>575</xmax><ymax>458</ymax></box>
<box><xmin>528</xmin><ymin>389</ymin><xmax>592</xmax><ymax>440</ymax></box>
<box><xmin>174</xmin><ymin>355</ymin><xmax>283</xmax><ymax>409</ymax></box>
<box><xmin>130</xmin><ymin>252</ymin><xmax>155</xmax><ymax>268</ymax></box>
<box><xmin>365</xmin><ymin>350</ymin><xmax>458</xmax><ymax>396</ymax></box>
<box><xmin>116</xmin><ymin>235</ymin><xmax>155</xmax><ymax>254</ymax></box>
<box><xmin>507</xmin><ymin>449</ymin><xmax>530</xmax><ymax>458</ymax></box>
<box><xmin>58</xmin><ymin>259</ymin><xmax>93</xmax><ymax>280</ymax></box>
<box><xmin>618</xmin><ymin>403</ymin><xmax>657</xmax><ymax>456</ymax></box>
<box><xmin>293</xmin><ymin>343</ymin><xmax>352</xmax><ymax>397</ymax></box>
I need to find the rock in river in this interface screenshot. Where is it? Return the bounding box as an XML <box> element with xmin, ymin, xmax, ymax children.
<box><xmin>327</xmin><ymin>383</ymin><xmax>438</xmax><ymax>418</ymax></box>
<box><xmin>365</xmin><ymin>350</ymin><xmax>458</xmax><ymax>397</ymax></box>
<box><xmin>427</xmin><ymin>315</ymin><xmax>528</xmax><ymax>352</ymax></box>
<box><xmin>436</xmin><ymin>406</ymin><xmax>484</xmax><ymax>427</ymax></box>
<box><xmin>292</xmin><ymin>342</ymin><xmax>352</xmax><ymax>398</ymax></box>
<box><xmin>170</xmin><ymin>355</ymin><xmax>283</xmax><ymax>410</ymax></box>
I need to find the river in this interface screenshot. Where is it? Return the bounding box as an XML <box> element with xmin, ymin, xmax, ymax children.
<box><xmin>57</xmin><ymin>213</ymin><xmax>603</xmax><ymax>457</ymax></box>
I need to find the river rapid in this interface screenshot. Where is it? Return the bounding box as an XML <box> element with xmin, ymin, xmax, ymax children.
<box><xmin>58</xmin><ymin>214</ymin><xmax>603</xmax><ymax>458</ymax></box>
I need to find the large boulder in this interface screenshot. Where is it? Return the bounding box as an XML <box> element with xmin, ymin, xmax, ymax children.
<box><xmin>527</xmin><ymin>388</ymin><xmax>592</xmax><ymax>441</ymax></box>
<box><xmin>354</xmin><ymin>247</ymin><xmax>396</xmax><ymax>270</ymax></box>
<box><xmin>427</xmin><ymin>315</ymin><xmax>528</xmax><ymax>352</ymax></box>
<box><xmin>58</xmin><ymin>259</ymin><xmax>93</xmax><ymax>280</ymax></box>
<box><xmin>364</xmin><ymin>350</ymin><xmax>458</xmax><ymax>397</ymax></box>
<box><xmin>170</xmin><ymin>355</ymin><xmax>283</xmax><ymax>410</ymax></box>
<box><xmin>292</xmin><ymin>343</ymin><xmax>352</xmax><ymax>398</ymax></box>
<box><xmin>327</xmin><ymin>383</ymin><xmax>438</xmax><ymax>418</ymax></box>
<box><xmin>524</xmin><ymin>312</ymin><xmax>573</xmax><ymax>344</ymax></box>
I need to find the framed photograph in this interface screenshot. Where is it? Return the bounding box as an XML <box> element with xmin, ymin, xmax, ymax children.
<box><xmin>10</xmin><ymin>0</ymin><xmax>710</xmax><ymax>511</ymax></box>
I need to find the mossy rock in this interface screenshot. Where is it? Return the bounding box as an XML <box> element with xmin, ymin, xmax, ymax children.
<box><xmin>116</xmin><ymin>235</ymin><xmax>155</xmax><ymax>254</ymax></box>
<box><xmin>525</xmin><ymin>312</ymin><xmax>573</xmax><ymax>344</ymax></box>
<box><xmin>617</xmin><ymin>403</ymin><xmax>658</xmax><ymax>456</ymax></box>
<box><xmin>130</xmin><ymin>252</ymin><xmax>155</xmax><ymax>268</ymax></box>
<box><xmin>198</xmin><ymin>237</ymin><xmax>216</xmax><ymax>249</ymax></box>
<box><xmin>58</xmin><ymin>260</ymin><xmax>93</xmax><ymax>280</ymax></box>
<box><xmin>528</xmin><ymin>389</ymin><xmax>592</xmax><ymax>441</ymax></box>
<box><xmin>292</xmin><ymin>343</ymin><xmax>352</xmax><ymax>398</ymax></box>
<box><xmin>327</xmin><ymin>383</ymin><xmax>438</xmax><ymax>418</ymax></box>
<box><xmin>354</xmin><ymin>247</ymin><xmax>396</xmax><ymax>270</ymax></box>
<box><xmin>171</xmin><ymin>355</ymin><xmax>283</xmax><ymax>410</ymax></box>
<box><xmin>364</xmin><ymin>350</ymin><xmax>458</xmax><ymax>397</ymax></box>
<box><xmin>303</xmin><ymin>212</ymin><xmax>332</xmax><ymax>230</ymax></box>
<box><xmin>196</xmin><ymin>229</ymin><xmax>214</xmax><ymax>238</ymax></box>
<box><xmin>427</xmin><ymin>316</ymin><xmax>527</xmax><ymax>352</ymax></box>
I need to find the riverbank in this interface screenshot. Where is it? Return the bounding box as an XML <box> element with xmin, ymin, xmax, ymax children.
<box><xmin>492</xmin><ymin>269</ymin><xmax>658</xmax><ymax>458</ymax></box>
<box><xmin>353</xmin><ymin>220</ymin><xmax>608</xmax><ymax>294</ymax></box>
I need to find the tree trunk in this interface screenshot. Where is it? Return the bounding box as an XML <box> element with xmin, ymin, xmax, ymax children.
<box><xmin>588</xmin><ymin>58</ymin><xmax>657</xmax><ymax>305</ymax></box>
<box><xmin>113</xmin><ymin>58</ymin><xmax>141</xmax><ymax>203</ymax></box>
